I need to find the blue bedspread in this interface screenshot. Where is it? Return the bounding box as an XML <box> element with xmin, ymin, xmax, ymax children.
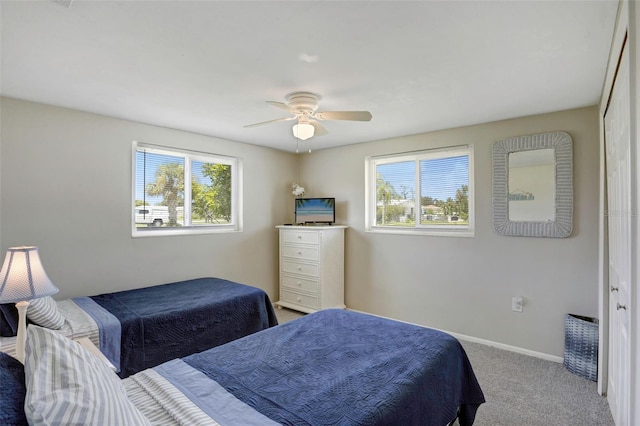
<box><xmin>91</xmin><ymin>277</ymin><xmax>278</xmax><ymax>378</ymax></box>
<box><xmin>73</xmin><ymin>297</ymin><xmax>122</xmax><ymax>371</ymax></box>
<box><xmin>184</xmin><ymin>309</ymin><xmax>485</xmax><ymax>426</ymax></box>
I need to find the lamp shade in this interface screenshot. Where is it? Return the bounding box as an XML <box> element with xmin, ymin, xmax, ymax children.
<box><xmin>292</xmin><ymin>123</ymin><xmax>315</xmax><ymax>141</ymax></box>
<box><xmin>0</xmin><ymin>246</ymin><xmax>58</xmax><ymax>304</ymax></box>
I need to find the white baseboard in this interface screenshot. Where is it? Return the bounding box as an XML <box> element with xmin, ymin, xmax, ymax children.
<box><xmin>346</xmin><ymin>308</ymin><xmax>564</xmax><ymax>364</ymax></box>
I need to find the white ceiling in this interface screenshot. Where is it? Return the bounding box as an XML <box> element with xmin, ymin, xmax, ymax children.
<box><xmin>0</xmin><ymin>1</ymin><xmax>618</xmax><ymax>153</ymax></box>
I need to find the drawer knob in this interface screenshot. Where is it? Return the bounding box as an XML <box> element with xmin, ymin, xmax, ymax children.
<box><xmin>298</xmin><ymin>267</ymin><xmax>302</xmax><ymax>271</ymax></box>
<box><xmin>297</xmin><ymin>297</ymin><xmax>302</xmax><ymax>302</ymax></box>
<box><xmin>297</xmin><ymin>281</ymin><xmax>302</xmax><ymax>286</ymax></box>
<box><xmin>298</xmin><ymin>251</ymin><xmax>302</xmax><ymax>255</ymax></box>
<box><xmin>297</xmin><ymin>235</ymin><xmax>302</xmax><ymax>239</ymax></box>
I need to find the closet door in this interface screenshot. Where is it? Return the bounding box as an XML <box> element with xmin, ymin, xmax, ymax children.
<box><xmin>604</xmin><ymin>39</ymin><xmax>631</xmax><ymax>426</ymax></box>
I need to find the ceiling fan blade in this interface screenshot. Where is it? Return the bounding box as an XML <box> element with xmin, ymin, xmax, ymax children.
<box><xmin>310</xmin><ymin>120</ymin><xmax>329</xmax><ymax>136</ymax></box>
<box><xmin>266</xmin><ymin>101</ymin><xmax>292</xmax><ymax>112</ymax></box>
<box><xmin>315</xmin><ymin>111</ymin><xmax>372</xmax><ymax>121</ymax></box>
<box><xmin>243</xmin><ymin>116</ymin><xmax>296</xmax><ymax>128</ymax></box>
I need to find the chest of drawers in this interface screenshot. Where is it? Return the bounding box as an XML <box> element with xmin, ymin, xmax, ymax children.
<box><xmin>275</xmin><ymin>225</ymin><xmax>346</xmax><ymax>314</ymax></box>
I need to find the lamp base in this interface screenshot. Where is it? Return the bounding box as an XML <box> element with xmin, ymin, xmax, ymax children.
<box><xmin>15</xmin><ymin>300</ymin><xmax>29</xmax><ymax>363</ymax></box>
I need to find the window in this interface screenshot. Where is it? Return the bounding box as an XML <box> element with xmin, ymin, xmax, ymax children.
<box><xmin>132</xmin><ymin>142</ymin><xmax>242</xmax><ymax>236</ymax></box>
<box><xmin>365</xmin><ymin>145</ymin><xmax>474</xmax><ymax>236</ymax></box>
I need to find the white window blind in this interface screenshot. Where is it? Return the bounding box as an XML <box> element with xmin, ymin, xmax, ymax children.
<box><xmin>366</xmin><ymin>145</ymin><xmax>474</xmax><ymax>236</ymax></box>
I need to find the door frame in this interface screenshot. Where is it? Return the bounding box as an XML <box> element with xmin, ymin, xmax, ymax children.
<box><xmin>598</xmin><ymin>0</ymin><xmax>627</xmax><ymax>397</ymax></box>
<box><xmin>598</xmin><ymin>1</ymin><xmax>639</xmax><ymax>424</ymax></box>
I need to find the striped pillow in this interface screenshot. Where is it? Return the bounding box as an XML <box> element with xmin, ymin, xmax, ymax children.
<box><xmin>24</xmin><ymin>325</ymin><xmax>150</xmax><ymax>426</ymax></box>
<box><xmin>27</xmin><ymin>297</ymin><xmax>65</xmax><ymax>329</ymax></box>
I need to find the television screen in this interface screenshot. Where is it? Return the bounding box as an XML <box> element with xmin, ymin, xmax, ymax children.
<box><xmin>295</xmin><ymin>198</ymin><xmax>335</xmax><ymax>224</ymax></box>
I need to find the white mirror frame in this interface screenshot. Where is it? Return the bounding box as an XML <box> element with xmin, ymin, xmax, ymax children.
<box><xmin>492</xmin><ymin>131</ymin><xmax>573</xmax><ymax>238</ymax></box>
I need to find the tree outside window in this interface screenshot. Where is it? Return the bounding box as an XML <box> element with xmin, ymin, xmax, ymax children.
<box><xmin>133</xmin><ymin>142</ymin><xmax>240</xmax><ymax>236</ymax></box>
<box><xmin>367</xmin><ymin>146</ymin><xmax>474</xmax><ymax>236</ymax></box>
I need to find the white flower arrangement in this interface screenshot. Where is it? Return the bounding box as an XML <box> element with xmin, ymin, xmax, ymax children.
<box><xmin>291</xmin><ymin>183</ymin><xmax>305</xmax><ymax>197</ymax></box>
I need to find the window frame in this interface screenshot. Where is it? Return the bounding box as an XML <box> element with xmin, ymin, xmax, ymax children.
<box><xmin>132</xmin><ymin>141</ymin><xmax>243</xmax><ymax>237</ymax></box>
<box><xmin>365</xmin><ymin>145</ymin><xmax>474</xmax><ymax>237</ymax></box>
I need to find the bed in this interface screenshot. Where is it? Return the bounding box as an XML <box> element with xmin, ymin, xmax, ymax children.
<box><xmin>3</xmin><ymin>309</ymin><xmax>486</xmax><ymax>426</ymax></box>
<box><xmin>0</xmin><ymin>277</ymin><xmax>278</xmax><ymax>378</ymax></box>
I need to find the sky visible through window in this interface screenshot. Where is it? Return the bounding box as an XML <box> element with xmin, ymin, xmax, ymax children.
<box><xmin>377</xmin><ymin>155</ymin><xmax>468</xmax><ymax>201</ymax></box>
<box><xmin>138</xmin><ymin>152</ymin><xmax>468</xmax><ymax>207</ymax></box>
<box><xmin>135</xmin><ymin>151</ymin><xmax>209</xmax><ymax>206</ymax></box>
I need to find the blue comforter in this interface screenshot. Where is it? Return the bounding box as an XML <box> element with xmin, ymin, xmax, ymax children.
<box><xmin>184</xmin><ymin>309</ymin><xmax>485</xmax><ymax>426</ymax></box>
<box><xmin>91</xmin><ymin>277</ymin><xmax>278</xmax><ymax>378</ymax></box>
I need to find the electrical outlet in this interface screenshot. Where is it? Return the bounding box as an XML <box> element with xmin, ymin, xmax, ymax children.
<box><xmin>512</xmin><ymin>296</ymin><xmax>523</xmax><ymax>312</ymax></box>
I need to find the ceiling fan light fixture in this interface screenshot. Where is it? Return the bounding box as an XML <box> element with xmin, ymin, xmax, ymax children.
<box><xmin>292</xmin><ymin>123</ymin><xmax>315</xmax><ymax>140</ymax></box>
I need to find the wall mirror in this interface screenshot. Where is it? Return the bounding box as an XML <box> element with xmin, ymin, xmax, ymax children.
<box><xmin>492</xmin><ymin>131</ymin><xmax>573</xmax><ymax>238</ymax></box>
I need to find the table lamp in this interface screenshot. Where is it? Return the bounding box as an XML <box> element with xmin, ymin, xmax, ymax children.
<box><xmin>0</xmin><ymin>246</ymin><xmax>59</xmax><ymax>362</ymax></box>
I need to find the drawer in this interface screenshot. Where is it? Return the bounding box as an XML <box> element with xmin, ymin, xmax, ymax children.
<box><xmin>282</xmin><ymin>260</ymin><xmax>319</xmax><ymax>277</ymax></box>
<box><xmin>280</xmin><ymin>289</ymin><xmax>320</xmax><ymax>309</ymax></box>
<box><xmin>281</xmin><ymin>275</ymin><xmax>319</xmax><ymax>293</ymax></box>
<box><xmin>281</xmin><ymin>230</ymin><xmax>319</xmax><ymax>245</ymax></box>
<box><xmin>281</xmin><ymin>245</ymin><xmax>319</xmax><ymax>261</ymax></box>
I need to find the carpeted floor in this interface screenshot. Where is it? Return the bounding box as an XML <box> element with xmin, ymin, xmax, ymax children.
<box><xmin>458</xmin><ymin>340</ymin><xmax>613</xmax><ymax>426</ymax></box>
<box><xmin>274</xmin><ymin>305</ymin><xmax>305</xmax><ymax>324</ymax></box>
<box><xmin>273</xmin><ymin>307</ymin><xmax>614</xmax><ymax>426</ymax></box>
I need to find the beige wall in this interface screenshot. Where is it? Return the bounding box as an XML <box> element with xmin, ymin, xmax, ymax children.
<box><xmin>0</xmin><ymin>97</ymin><xmax>296</xmax><ymax>300</ymax></box>
<box><xmin>0</xmin><ymin>97</ymin><xmax>600</xmax><ymax>358</ymax></box>
<box><xmin>299</xmin><ymin>106</ymin><xmax>600</xmax><ymax>358</ymax></box>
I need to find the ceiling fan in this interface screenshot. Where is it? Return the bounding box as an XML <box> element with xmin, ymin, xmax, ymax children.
<box><xmin>244</xmin><ymin>92</ymin><xmax>372</xmax><ymax>140</ymax></box>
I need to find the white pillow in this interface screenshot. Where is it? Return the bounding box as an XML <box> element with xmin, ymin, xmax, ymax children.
<box><xmin>24</xmin><ymin>325</ymin><xmax>150</xmax><ymax>426</ymax></box>
<box><xmin>27</xmin><ymin>296</ymin><xmax>65</xmax><ymax>329</ymax></box>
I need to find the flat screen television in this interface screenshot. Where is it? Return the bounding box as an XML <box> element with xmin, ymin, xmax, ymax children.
<box><xmin>295</xmin><ymin>198</ymin><xmax>335</xmax><ymax>224</ymax></box>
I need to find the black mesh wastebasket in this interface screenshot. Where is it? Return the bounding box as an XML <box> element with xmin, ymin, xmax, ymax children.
<box><xmin>563</xmin><ymin>314</ymin><xmax>598</xmax><ymax>382</ymax></box>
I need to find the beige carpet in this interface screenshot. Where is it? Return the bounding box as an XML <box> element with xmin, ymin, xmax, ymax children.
<box><xmin>459</xmin><ymin>339</ymin><xmax>612</xmax><ymax>425</ymax></box>
<box><xmin>272</xmin><ymin>307</ymin><xmax>613</xmax><ymax>425</ymax></box>
<box><xmin>273</xmin><ymin>306</ymin><xmax>305</xmax><ymax>324</ymax></box>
